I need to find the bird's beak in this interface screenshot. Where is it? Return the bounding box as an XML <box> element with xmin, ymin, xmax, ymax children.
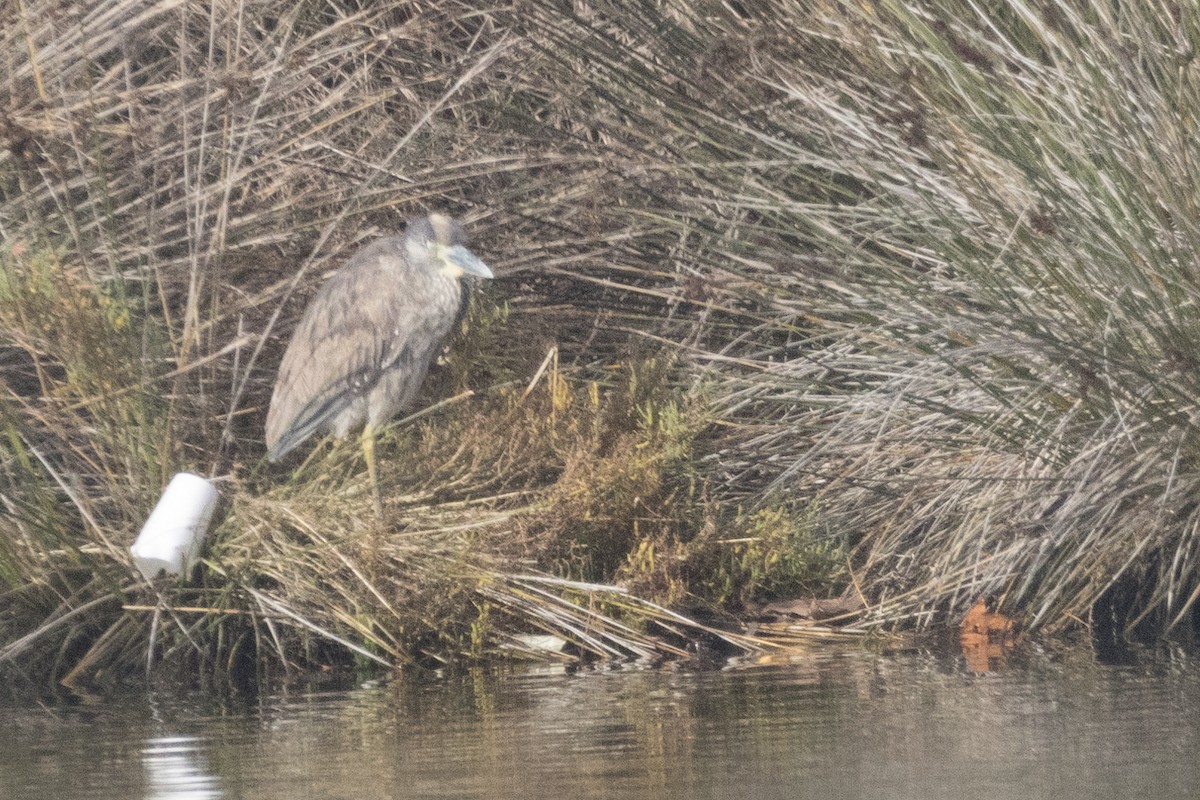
<box><xmin>442</xmin><ymin>245</ymin><xmax>494</xmax><ymax>279</ymax></box>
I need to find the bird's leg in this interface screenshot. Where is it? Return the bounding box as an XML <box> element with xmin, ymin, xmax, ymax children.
<box><xmin>362</xmin><ymin>424</ymin><xmax>385</xmax><ymax>584</ymax></box>
<box><xmin>362</xmin><ymin>424</ymin><xmax>384</xmax><ymax>521</ymax></box>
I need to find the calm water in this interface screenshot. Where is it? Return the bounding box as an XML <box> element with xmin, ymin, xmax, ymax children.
<box><xmin>2</xmin><ymin>646</ymin><xmax>1198</xmax><ymax>799</ymax></box>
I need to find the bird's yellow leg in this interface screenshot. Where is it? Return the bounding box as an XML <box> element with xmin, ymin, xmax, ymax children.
<box><xmin>362</xmin><ymin>425</ymin><xmax>384</xmax><ymax>583</ymax></box>
<box><xmin>362</xmin><ymin>425</ymin><xmax>384</xmax><ymax>521</ymax></box>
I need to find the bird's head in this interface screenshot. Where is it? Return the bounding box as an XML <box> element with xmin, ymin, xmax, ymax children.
<box><xmin>405</xmin><ymin>213</ymin><xmax>494</xmax><ymax>280</ymax></box>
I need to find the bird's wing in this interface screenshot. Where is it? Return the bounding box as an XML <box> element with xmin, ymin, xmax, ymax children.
<box><xmin>265</xmin><ymin>242</ymin><xmax>457</xmax><ymax>460</ymax></box>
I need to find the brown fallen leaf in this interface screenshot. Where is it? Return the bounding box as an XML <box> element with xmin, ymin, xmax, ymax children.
<box><xmin>960</xmin><ymin>595</ymin><xmax>1016</xmax><ymax>642</ymax></box>
<box><xmin>959</xmin><ymin>595</ymin><xmax>1018</xmax><ymax>672</ymax></box>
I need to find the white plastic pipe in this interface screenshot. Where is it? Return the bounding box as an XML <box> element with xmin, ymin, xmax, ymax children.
<box><xmin>130</xmin><ymin>472</ymin><xmax>219</xmax><ymax>582</ymax></box>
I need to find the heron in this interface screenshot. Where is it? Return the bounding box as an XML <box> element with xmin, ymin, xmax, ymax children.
<box><xmin>265</xmin><ymin>213</ymin><xmax>494</xmax><ymax>515</ymax></box>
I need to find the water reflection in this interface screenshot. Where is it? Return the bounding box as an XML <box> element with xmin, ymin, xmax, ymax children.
<box><xmin>141</xmin><ymin>736</ymin><xmax>220</xmax><ymax>800</ymax></box>
<box><xmin>2</xmin><ymin>647</ymin><xmax>1199</xmax><ymax>800</ymax></box>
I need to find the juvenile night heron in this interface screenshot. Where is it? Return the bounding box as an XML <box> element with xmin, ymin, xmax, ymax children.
<box><xmin>265</xmin><ymin>213</ymin><xmax>493</xmax><ymax>512</ymax></box>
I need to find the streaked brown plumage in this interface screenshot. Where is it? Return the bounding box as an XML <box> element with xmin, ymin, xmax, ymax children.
<box><xmin>265</xmin><ymin>213</ymin><xmax>493</xmax><ymax>466</ymax></box>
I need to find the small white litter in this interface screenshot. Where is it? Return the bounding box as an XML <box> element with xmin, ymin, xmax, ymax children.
<box><xmin>129</xmin><ymin>472</ymin><xmax>219</xmax><ymax>582</ymax></box>
<box><xmin>512</xmin><ymin>634</ymin><xmax>569</xmax><ymax>653</ymax></box>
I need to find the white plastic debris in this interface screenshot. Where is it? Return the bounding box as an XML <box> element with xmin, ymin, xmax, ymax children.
<box><xmin>130</xmin><ymin>472</ymin><xmax>219</xmax><ymax>582</ymax></box>
<box><xmin>511</xmin><ymin>634</ymin><xmax>569</xmax><ymax>653</ymax></box>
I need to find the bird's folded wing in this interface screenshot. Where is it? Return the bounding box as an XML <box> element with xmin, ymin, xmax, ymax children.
<box><xmin>265</xmin><ymin>252</ymin><xmax>440</xmax><ymax>459</ymax></box>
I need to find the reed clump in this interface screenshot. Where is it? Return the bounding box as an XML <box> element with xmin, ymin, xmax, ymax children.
<box><xmin>3</xmin><ymin>0</ymin><xmax>1199</xmax><ymax>686</ymax></box>
<box><xmin>182</xmin><ymin>337</ymin><xmax>761</xmax><ymax>673</ymax></box>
